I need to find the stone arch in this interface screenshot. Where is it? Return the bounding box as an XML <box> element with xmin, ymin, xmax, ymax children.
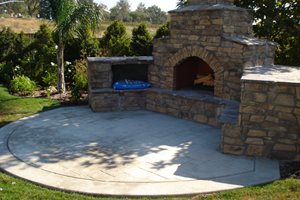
<box><xmin>165</xmin><ymin>46</ymin><xmax>224</xmax><ymax>97</ymax></box>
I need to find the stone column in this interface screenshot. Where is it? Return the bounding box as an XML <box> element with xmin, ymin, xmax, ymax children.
<box><xmin>189</xmin><ymin>0</ymin><xmax>234</xmax><ymax>5</ymax></box>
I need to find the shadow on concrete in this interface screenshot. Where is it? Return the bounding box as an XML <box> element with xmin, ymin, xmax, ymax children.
<box><xmin>2</xmin><ymin>107</ymin><xmax>262</xmax><ymax>186</ymax></box>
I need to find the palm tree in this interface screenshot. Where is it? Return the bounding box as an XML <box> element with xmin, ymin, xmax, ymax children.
<box><xmin>49</xmin><ymin>0</ymin><xmax>101</xmax><ymax>93</ymax></box>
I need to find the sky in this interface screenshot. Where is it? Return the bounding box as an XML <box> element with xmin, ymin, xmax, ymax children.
<box><xmin>94</xmin><ymin>0</ymin><xmax>178</xmax><ymax>12</ymax></box>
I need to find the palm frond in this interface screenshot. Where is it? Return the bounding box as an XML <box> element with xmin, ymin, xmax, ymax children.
<box><xmin>51</xmin><ymin>0</ymin><xmax>102</xmax><ymax>40</ymax></box>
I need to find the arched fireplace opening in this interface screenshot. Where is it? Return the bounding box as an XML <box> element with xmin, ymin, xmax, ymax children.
<box><xmin>174</xmin><ymin>56</ymin><xmax>214</xmax><ymax>92</ymax></box>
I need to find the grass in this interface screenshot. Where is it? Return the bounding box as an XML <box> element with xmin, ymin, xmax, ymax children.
<box><xmin>0</xmin><ymin>84</ymin><xmax>60</xmax><ymax>127</ymax></box>
<box><xmin>0</xmin><ymin>84</ymin><xmax>300</xmax><ymax>199</ymax></box>
<box><xmin>196</xmin><ymin>179</ymin><xmax>300</xmax><ymax>199</ymax></box>
<box><xmin>0</xmin><ymin>18</ymin><xmax>53</xmax><ymax>34</ymax></box>
<box><xmin>0</xmin><ymin>18</ymin><xmax>160</xmax><ymax>37</ymax></box>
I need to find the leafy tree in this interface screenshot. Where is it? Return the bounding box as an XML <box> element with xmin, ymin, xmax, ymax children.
<box><xmin>136</xmin><ymin>3</ymin><xmax>146</xmax><ymax>12</ymax></box>
<box><xmin>131</xmin><ymin>23</ymin><xmax>153</xmax><ymax>56</ymax></box>
<box><xmin>39</xmin><ymin>0</ymin><xmax>52</xmax><ymax>19</ymax></box>
<box><xmin>24</xmin><ymin>0</ymin><xmax>39</xmax><ymax>17</ymax></box>
<box><xmin>0</xmin><ymin>0</ymin><xmax>38</xmax><ymax>17</ymax></box>
<box><xmin>234</xmin><ymin>0</ymin><xmax>300</xmax><ymax>66</ymax></box>
<box><xmin>177</xmin><ymin>0</ymin><xmax>300</xmax><ymax>66</ymax></box>
<box><xmin>97</xmin><ymin>3</ymin><xmax>109</xmax><ymax>20</ymax></box>
<box><xmin>45</xmin><ymin>0</ymin><xmax>101</xmax><ymax>93</ymax></box>
<box><xmin>0</xmin><ymin>2</ymin><xmax>27</xmax><ymax>16</ymax></box>
<box><xmin>100</xmin><ymin>20</ymin><xmax>131</xmax><ymax>56</ymax></box>
<box><xmin>107</xmin><ymin>1</ymin><xmax>167</xmax><ymax>24</ymax></box>
<box><xmin>146</xmin><ymin>5</ymin><xmax>167</xmax><ymax>24</ymax></box>
<box><xmin>177</xmin><ymin>0</ymin><xmax>189</xmax><ymax>8</ymax></box>
<box><xmin>154</xmin><ymin>22</ymin><xmax>171</xmax><ymax>39</ymax></box>
<box><xmin>109</xmin><ymin>0</ymin><xmax>131</xmax><ymax>22</ymax></box>
<box><xmin>130</xmin><ymin>3</ymin><xmax>148</xmax><ymax>22</ymax></box>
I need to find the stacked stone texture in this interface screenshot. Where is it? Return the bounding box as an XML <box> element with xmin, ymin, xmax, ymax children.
<box><xmin>240</xmin><ymin>81</ymin><xmax>300</xmax><ymax>160</ymax></box>
<box><xmin>88</xmin><ymin>1</ymin><xmax>300</xmax><ymax>161</ymax></box>
<box><xmin>151</xmin><ymin>1</ymin><xmax>275</xmax><ymax>101</ymax></box>
<box><xmin>145</xmin><ymin>90</ymin><xmax>223</xmax><ymax>127</ymax></box>
<box><xmin>88</xmin><ymin>58</ymin><xmax>227</xmax><ymax>127</ymax></box>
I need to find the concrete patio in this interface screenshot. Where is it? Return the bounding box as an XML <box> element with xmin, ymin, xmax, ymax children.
<box><xmin>0</xmin><ymin>107</ymin><xmax>280</xmax><ymax>196</ymax></box>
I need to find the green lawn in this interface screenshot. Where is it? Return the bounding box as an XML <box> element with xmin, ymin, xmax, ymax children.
<box><xmin>0</xmin><ymin>85</ymin><xmax>60</xmax><ymax>127</ymax></box>
<box><xmin>0</xmin><ymin>84</ymin><xmax>299</xmax><ymax>200</ymax></box>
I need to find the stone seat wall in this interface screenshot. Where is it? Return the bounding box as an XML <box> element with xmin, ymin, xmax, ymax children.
<box><xmin>222</xmin><ymin>65</ymin><xmax>300</xmax><ymax>161</ymax></box>
<box><xmin>88</xmin><ymin>57</ymin><xmax>239</xmax><ymax>128</ymax></box>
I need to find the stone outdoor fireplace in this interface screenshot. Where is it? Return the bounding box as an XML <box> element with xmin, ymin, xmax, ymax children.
<box><xmin>174</xmin><ymin>56</ymin><xmax>214</xmax><ymax>91</ymax></box>
<box><xmin>149</xmin><ymin>0</ymin><xmax>276</xmax><ymax>100</ymax></box>
<box><xmin>88</xmin><ymin>0</ymin><xmax>300</xmax><ymax>161</ymax></box>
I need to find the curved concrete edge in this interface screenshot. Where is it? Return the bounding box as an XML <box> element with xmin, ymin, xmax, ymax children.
<box><xmin>0</xmin><ymin>108</ymin><xmax>280</xmax><ymax>196</ymax></box>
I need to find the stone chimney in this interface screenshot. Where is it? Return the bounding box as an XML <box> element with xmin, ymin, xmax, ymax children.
<box><xmin>150</xmin><ymin>0</ymin><xmax>276</xmax><ymax>100</ymax></box>
<box><xmin>189</xmin><ymin>0</ymin><xmax>234</xmax><ymax>5</ymax></box>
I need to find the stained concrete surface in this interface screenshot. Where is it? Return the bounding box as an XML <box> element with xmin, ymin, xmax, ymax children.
<box><xmin>0</xmin><ymin>107</ymin><xmax>280</xmax><ymax>196</ymax></box>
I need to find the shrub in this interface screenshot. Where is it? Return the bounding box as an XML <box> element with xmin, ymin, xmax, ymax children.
<box><xmin>64</xmin><ymin>61</ymin><xmax>75</xmax><ymax>87</ymax></box>
<box><xmin>0</xmin><ymin>63</ymin><xmax>14</xmax><ymax>84</ymax></box>
<box><xmin>130</xmin><ymin>23</ymin><xmax>153</xmax><ymax>56</ymax></box>
<box><xmin>99</xmin><ymin>21</ymin><xmax>131</xmax><ymax>56</ymax></box>
<box><xmin>0</xmin><ymin>27</ymin><xmax>16</xmax><ymax>62</ymax></box>
<box><xmin>78</xmin><ymin>27</ymin><xmax>100</xmax><ymax>57</ymax></box>
<box><xmin>73</xmin><ymin>59</ymin><xmax>88</xmax><ymax>90</ymax></box>
<box><xmin>70</xmin><ymin>86</ymin><xmax>81</xmax><ymax>103</ymax></box>
<box><xmin>42</xmin><ymin>71</ymin><xmax>57</xmax><ymax>87</ymax></box>
<box><xmin>25</xmin><ymin>24</ymin><xmax>56</xmax><ymax>86</ymax></box>
<box><xmin>70</xmin><ymin>59</ymin><xmax>88</xmax><ymax>102</ymax></box>
<box><xmin>6</xmin><ymin>31</ymin><xmax>30</xmax><ymax>68</ymax></box>
<box><xmin>154</xmin><ymin>22</ymin><xmax>170</xmax><ymax>39</ymax></box>
<box><xmin>10</xmin><ymin>75</ymin><xmax>36</xmax><ymax>95</ymax></box>
<box><xmin>0</xmin><ymin>29</ymin><xmax>30</xmax><ymax>84</ymax></box>
<box><xmin>64</xmin><ymin>37</ymin><xmax>82</xmax><ymax>63</ymax></box>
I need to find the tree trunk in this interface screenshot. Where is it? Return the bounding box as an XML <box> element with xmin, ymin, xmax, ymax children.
<box><xmin>57</xmin><ymin>34</ymin><xmax>66</xmax><ymax>93</ymax></box>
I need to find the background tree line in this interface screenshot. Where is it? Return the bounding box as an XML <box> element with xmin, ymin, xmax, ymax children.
<box><xmin>0</xmin><ymin>19</ymin><xmax>166</xmax><ymax>97</ymax></box>
<box><xmin>0</xmin><ymin>0</ymin><xmax>168</xmax><ymax>24</ymax></box>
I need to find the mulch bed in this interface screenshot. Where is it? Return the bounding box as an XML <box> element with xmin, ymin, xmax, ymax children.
<box><xmin>31</xmin><ymin>89</ymin><xmax>88</xmax><ymax>106</ymax></box>
<box><xmin>280</xmin><ymin>162</ymin><xmax>300</xmax><ymax>179</ymax></box>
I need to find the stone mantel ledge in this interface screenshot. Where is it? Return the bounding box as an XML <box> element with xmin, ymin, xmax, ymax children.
<box><xmin>87</xmin><ymin>56</ymin><xmax>154</xmax><ymax>65</ymax></box>
<box><xmin>242</xmin><ymin>65</ymin><xmax>300</xmax><ymax>84</ymax></box>
<box><xmin>223</xmin><ymin>35</ymin><xmax>277</xmax><ymax>47</ymax></box>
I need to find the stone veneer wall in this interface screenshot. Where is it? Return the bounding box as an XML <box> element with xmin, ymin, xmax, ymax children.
<box><xmin>89</xmin><ymin>90</ymin><xmax>146</xmax><ymax>112</ymax></box>
<box><xmin>89</xmin><ymin>88</ymin><xmax>230</xmax><ymax>128</ymax></box>
<box><xmin>145</xmin><ymin>90</ymin><xmax>225</xmax><ymax>127</ymax></box>
<box><xmin>150</xmin><ymin>1</ymin><xmax>276</xmax><ymax>101</ymax></box>
<box><xmin>88</xmin><ymin>57</ymin><xmax>235</xmax><ymax>128</ymax></box>
<box><xmin>222</xmin><ymin>65</ymin><xmax>300</xmax><ymax>161</ymax></box>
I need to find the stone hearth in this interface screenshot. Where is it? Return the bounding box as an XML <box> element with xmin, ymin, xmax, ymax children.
<box><xmin>88</xmin><ymin>0</ymin><xmax>300</xmax><ymax>161</ymax></box>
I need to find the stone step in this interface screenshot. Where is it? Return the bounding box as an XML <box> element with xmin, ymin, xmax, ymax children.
<box><xmin>218</xmin><ymin>101</ymin><xmax>240</xmax><ymax>124</ymax></box>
